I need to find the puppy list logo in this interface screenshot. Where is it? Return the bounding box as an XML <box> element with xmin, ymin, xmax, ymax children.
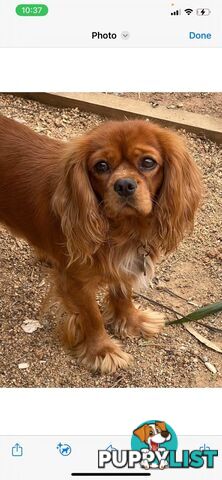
<box><xmin>98</xmin><ymin>420</ymin><xmax>218</xmax><ymax>471</ymax></box>
<box><xmin>131</xmin><ymin>420</ymin><xmax>176</xmax><ymax>470</ymax></box>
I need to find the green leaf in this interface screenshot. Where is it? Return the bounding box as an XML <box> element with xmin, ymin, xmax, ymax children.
<box><xmin>169</xmin><ymin>301</ymin><xmax>222</xmax><ymax>326</ymax></box>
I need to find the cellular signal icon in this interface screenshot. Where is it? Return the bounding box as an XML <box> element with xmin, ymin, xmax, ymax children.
<box><xmin>171</xmin><ymin>9</ymin><xmax>181</xmax><ymax>15</ymax></box>
<box><xmin>184</xmin><ymin>8</ymin><xmax>194</xmax><ymax>15</ymax></box>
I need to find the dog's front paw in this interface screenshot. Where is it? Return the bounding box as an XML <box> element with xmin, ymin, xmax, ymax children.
<box><xmin>75</xmin><ymin>336</ymin><xmax>132</xmax><ymax>374</ymax></box>
<box><xmin>140</xmin><ymin>461</ymin><xmax>150</xmax><ymax>470</ymax></box>
<box><xmin>159</xmin><ymin>460</ymin><xmax>169</xmax><ymax>470</ymax></box>
<box><xmin>105</xmin><ymin>305</ymin><xmax>165</xmax><ymax>339</ymax></box>
<box><xmin>135</xmin><ymin>308</ymin><xmax>165</xmax><ymax>338</ymax></box>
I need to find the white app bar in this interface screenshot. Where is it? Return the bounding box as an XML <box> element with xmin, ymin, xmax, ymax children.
<box><xmin>0</xmin><ymin>0</ymin><xmax>221</xmax><ymax>47</ymax></box>
<box><xmin>0</xmin><ymin>435</ymin><xmax>221</xmax><ymax>479</ymax></box>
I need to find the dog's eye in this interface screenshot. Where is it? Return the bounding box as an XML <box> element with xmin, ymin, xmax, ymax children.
<box><xmin>94</xmin><ymin>161</ymin><xmax>111</xmax><ymax>173</ymax></box>
<box><xmin>140</xmin><ymin>157</ymin><xmax>157</xmax><ymax>171</ymax></box>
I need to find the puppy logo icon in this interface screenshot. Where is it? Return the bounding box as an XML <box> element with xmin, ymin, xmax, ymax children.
<box><xmin>99</xmin><ymin>421</ymin><xmax>218</xmax><ymax>471</ymax></box>
<box><xmin>131</xmin><ymin>420</ymin><xmax>178</xmax><ymax>470</ymax></box>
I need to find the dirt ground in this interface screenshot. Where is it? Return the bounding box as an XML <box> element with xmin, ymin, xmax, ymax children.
<box><xmin>0</xmin><ymin>93</ymin><xmax>221</xmax><ymax>388</ymax></box>
<box><xmin>116</xmin><ymin>92</ymin><xmax>222</xmax><ymax>117</ymax></box>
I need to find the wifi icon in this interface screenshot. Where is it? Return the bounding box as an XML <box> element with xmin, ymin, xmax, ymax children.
<box><xmin>185</xmin><ymin>8</ymin><xmax>194</xmax><ymax>15</ymax></box>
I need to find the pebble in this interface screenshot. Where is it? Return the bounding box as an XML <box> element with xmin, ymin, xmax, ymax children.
<box><xmin>21</xmin><ymin>320</ymin><xmax>42</xmax><ymax>334</ymax></box>
<box><xmin>204</xmin><ymin>362</ymin><xmax>217</xmax><ymax>374</ymax></box>
<box><xmin>151</xmin><ymin>102</ymin><xmax>159</xmax><ymax>108</ymax></box>
<box><xmin>18</xmin><ymin>363</ymin><xmax>29</xmax><ymax>370</ymax></box>
<box><xmin>202</xmin><ymin>355</ymin><xmax>209</xmax><ymax>363</ymax></box>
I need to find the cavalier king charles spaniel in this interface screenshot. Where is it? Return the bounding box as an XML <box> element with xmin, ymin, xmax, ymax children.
<box><xmin>0</xmin><ymin>115</ymin><xmax>201</xmax><ymax>373</ymax></box>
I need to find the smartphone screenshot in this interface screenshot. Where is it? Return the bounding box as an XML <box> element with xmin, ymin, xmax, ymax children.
<box><xmin>0</xmin><ymin>1</ymin><xmax>221</xmax><ymax>479</ymax></box>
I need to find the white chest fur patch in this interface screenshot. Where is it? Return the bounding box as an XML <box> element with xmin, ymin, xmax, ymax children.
<box><xmin>105</xmin><ymin>245</ymin><xmax>155</xmax><ymax>291</ymax></box>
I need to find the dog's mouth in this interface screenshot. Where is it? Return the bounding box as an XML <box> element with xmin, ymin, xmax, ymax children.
<box><xmin>102</xmin><ymin>194</ymin><xmax>153</xmax><ymax>220</ymax></box>
<box><xmin>95</xmin><ymin>194</ymin><xmax>136</xmax><ymax>212</ymax></box>
<box><xmin>122</xmin><ymin>201</ymin><xmax>136</xmax><ymax>209</ymax></box>
<box><xmin>118</xmin><ymin>201</ymin><xmax>140</xmax><ymax>217</ymax></box>
<box><xmin>150</xmin><ymin>440</ymin><xmax>159</xmax><ymax>451</ymax></box>
<box><xmin>120</xmin><ymin>196</ymin><xmax>140</xmax><ymax>209</ymax></box>
<box><xmin>120</xmin><ymin>200</ymin><xmax>152</xmax><ymax>217</ymax></box>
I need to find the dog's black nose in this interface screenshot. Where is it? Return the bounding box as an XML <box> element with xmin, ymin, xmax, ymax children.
<box><xmin>161</xmin><ymin>431</ymin><xmax>170</xmax><ymax>439</ymax></box>
<box><xmin>114</xmin><ymin>178</ymin><xmax>137</xmax><ymax>197</ymax></box>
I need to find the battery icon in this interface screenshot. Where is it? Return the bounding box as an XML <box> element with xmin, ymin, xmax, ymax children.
<box><xmin>196</xmin><ymin>8</ymin><xmax>211</xmax><ymax>15</ymax></box>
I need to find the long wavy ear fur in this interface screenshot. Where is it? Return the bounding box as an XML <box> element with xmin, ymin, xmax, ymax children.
<box><xmin>151</xmin><ymin>128</ymin><xmax>202</xmax><ymax>255</ymax></box>
<box><xmin>52</xmin><ymin>138</ymin><xmax>107</xmax><ymax>264</ymax></box>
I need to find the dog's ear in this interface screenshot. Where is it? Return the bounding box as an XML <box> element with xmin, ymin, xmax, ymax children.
<box><xmin>52</xmin><ymin>138</ymin><xmax>108</xmax><ymax>264</ymax></box>
<box><xmin>151</xmin><ymin>129</ymin><xmax>202</xmax><ymax>255</ymax></box>
<box><xmin>133</xmin><ymin>424</ymin><xmax>150</xmax><ymax>443</ymax></box>
<box><xmin>155</xmin><ymin>421</ymin><xmax>167</xmax><ymax>432</ymax></box>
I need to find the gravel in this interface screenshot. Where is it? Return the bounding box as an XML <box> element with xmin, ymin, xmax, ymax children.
<box><xmin>115</xmin><ymin>92</ymin><xmax>222</xmax><ymax>117</ymax></box>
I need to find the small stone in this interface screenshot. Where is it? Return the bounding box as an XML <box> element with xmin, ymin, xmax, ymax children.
<box><xmin>151</xmin><ymin>102</ymin><xmax>159</xmax><ymax>108</ymax></box>
<box><xmin>202</xmin><ymin>355</ymin><xmax>209</xmax><ymax>363</ymax></box>
<box><xmin>18</xmin><ymin>363</ymin><xmax>29</xmax><ymax>369</ymax></box>
<box><xmin>21</xmin><ymin>320</ymin><xmax>42</xmax><ymax>333</ymax></box>
<box><xmin>204</xmin><ymin>362</ymin><xmax>217</xmax><ymax>374</ymax></box>
<box><xmin>177</xmin><ymin>103</ymin><xmax>184</xmax><ymax>108</ymax></box>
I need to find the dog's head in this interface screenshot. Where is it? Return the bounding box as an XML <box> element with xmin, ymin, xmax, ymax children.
<box><xmin>87</xmin><ymin>121</ymin><xmax>164</xmax><ymax>220</ymax></box>
<box><xmin>52</xmin><ymin>120</ymin><xmax>201</xmax><ymax>263</ymax></box>
<box><xmin>133</xmin><ymin>422</ymin><xmax>171</xmax><ymax>450</ymax></box>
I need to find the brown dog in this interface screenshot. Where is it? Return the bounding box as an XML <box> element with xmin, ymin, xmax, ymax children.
<box><xmin>0</xmin><ymin>116</ymin><xmax>201</xmax><ymax>373</ymax></box>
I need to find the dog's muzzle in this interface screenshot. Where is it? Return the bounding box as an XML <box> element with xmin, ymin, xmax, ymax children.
<box><xmin>114</xmin><ymin>178</ymin><xmax>137</xmax><ymax>197</ymax></box>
